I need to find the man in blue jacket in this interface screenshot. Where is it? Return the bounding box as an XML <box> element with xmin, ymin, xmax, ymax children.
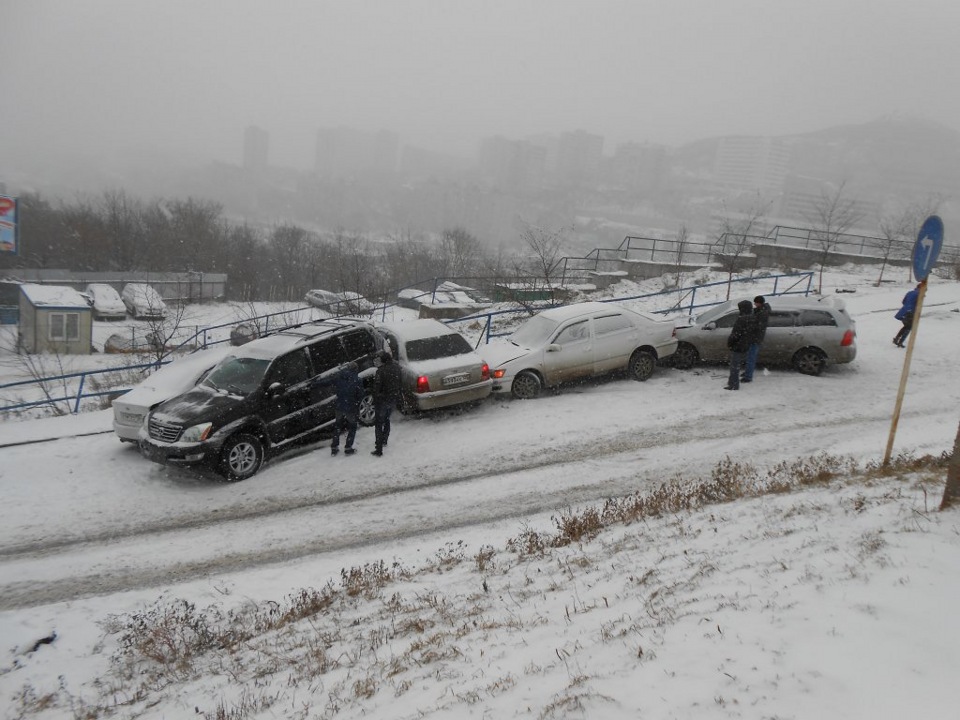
<box><xmin>893</xmin><ymin>284</ymin><xmax>921</xmax><ymax>348</ymax></box>
<box><xmin>328</xmin><ymin>362</ymin><xmax>363</xmax><ymax>456</ymax></box>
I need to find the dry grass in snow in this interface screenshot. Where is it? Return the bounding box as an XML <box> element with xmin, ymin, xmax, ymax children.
<box><xmin>7</xmin><ymin>452</ymin><xmax>958</xmax><ymax>720</ymax></box>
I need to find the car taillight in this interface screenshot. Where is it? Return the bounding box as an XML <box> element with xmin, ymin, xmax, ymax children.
<box><xmin>492</xmin><ymin>368</ymin><xmax>505</xmax><ymax>379</ymax></box>
<box><xmin>415</xmin><ymin>375</ymin><xmax>430</xmax><ymax>393</ymax></box>
<box><xmin>841</xmin><ymin>329</ymin><xmax>855</xmax><ymax>347</ymax></box>
<box><xmin>481</xmin><ymin>363</ymin><xmax>490</xmax><ymax>380</ymax></box>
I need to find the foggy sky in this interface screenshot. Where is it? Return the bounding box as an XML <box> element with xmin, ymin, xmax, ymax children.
<box><xmin>3</xmin><ymin>0</ymin><xmax>959</xmax><ymax>171</ymax></box>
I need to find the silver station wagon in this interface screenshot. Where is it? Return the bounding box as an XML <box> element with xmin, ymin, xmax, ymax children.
<box><xmin>672</xmin><ymin>296</ymin><xmax>857</xmax><ymax>375</ymax></box>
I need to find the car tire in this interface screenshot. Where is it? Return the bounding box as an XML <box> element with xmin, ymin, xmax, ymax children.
<box><xmin>511</xmin><ymin>371</ymin><xmax>542</xmax><ymax>400</ymax></box>
<box><xmin>358</xmin><ymin>392</ymin><xmax>376</xmax><ymax>426</ymax></box>
<box><xmin>672</xmin><ymin>342</ymin><xmax>699</xmax><ymax>370</ymax></box>
<box><xmin>628</xmin><ymin>349</ymin><xmax>656</xmax><ymax>381</ymax></box>
<box><xmin>792</xmin><ymin>348</ymin><xmax>826</xmax><ymax>376</ymax></box>
<box><xmin>220</xmin><ymin>433</ymin><xmax>264</xmax><ymax>481</ymax></box>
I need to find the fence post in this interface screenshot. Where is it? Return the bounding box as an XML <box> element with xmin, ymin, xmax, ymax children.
<box><xmin>74</xmin><ymin>373</ymin><xmax>86</xmax><ymax>414</ymax></box>
<box><xmin>689</xmin><ymin>286</ymin><xmax>696</xmax><ymax>315</ymax></box>
<box><xmin>773</xmin><ymin>276</ymin><xmax>780</xmax><ymax>297</ymax></box>
<box><xmin>485</xmin><ymin>314</ymin><xmax>492</xmax><ymax>345</ymax></box>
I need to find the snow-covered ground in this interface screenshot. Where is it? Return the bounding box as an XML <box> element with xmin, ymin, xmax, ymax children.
<box><xmin>1</xmin><ymin>266</ymin><xmax>959</xmax><ymax>719</ymax></box>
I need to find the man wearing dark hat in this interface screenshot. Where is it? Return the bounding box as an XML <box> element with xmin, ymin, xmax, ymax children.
<box><xmin>370</xmin><ymin>350</ymin><xmax>402</xmax><ymax>456</ymax></box>
<box><xmin>725</xmin><ymin>300</ymin><xmax>758</xmax><ymax>390</ymax></box>
<box><xmin>742</xmin><ymin>295</ymin><xmax>771</xmax><ymax>382</ymax></box>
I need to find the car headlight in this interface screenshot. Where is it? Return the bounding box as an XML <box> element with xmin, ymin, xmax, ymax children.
<box><xmin>181</xmin><ymin>422</ymin><xmax>214</xmax><ymax>443</ymax></box>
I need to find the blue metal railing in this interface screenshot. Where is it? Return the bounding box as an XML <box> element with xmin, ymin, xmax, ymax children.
<box><xmin>0</xmin><ymin>272</ymin><xmax>814</xmax><ymax>417</ymax></box>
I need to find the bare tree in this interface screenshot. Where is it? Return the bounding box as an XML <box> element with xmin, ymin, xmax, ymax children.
<box><xmin>940</xmin><ymin>419</ymin><xmax>960</xmax><ymax>509</ymax></box>
<box><xmin>875</xmin><ymin>195</ymin><xmax>944</xmax><ymax>286</ymax></box>
<box><xmin>804</xmin><ymin>181</ymin><xmax>865</xmax><ymax>294</ymax></box>
<box><xmin>716</xmin><ymin>195</ymin><xmax>770</xmax><ymax>299</ymax></box>
<box><xmin>438</xmin><ymin>226</ymin><xmax>482</xmax><ymax>279</ymax></box>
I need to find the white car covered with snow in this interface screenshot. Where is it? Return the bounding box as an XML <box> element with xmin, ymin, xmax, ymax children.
<box><xmin>112</xmin><ymin>346</ymin><xmax>232</xmax><ymax>441</ymax></box>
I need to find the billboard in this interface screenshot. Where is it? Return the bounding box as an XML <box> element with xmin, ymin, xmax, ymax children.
<box><xmin>0</xmin><ymin>195</ymin><xmax>17</xmax><ymax>255</ymax></box>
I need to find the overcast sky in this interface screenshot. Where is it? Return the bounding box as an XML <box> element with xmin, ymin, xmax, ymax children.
<box><xmin>2</xmin><ymin>0</ymin><xmax>959</xmax><ymax>170</ymax></box>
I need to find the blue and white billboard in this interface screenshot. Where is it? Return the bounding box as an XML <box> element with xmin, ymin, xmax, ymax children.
<box><xmin>0</xmin><ymin>195</ymin><xmax>18</xmax><ymax>255</ymax></box>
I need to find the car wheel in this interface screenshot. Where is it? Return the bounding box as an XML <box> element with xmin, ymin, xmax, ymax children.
<box><xmin>220</xmin><ymin>433</ymin><xmax>264</xmax><ymax>481</ymax></box>
<box><xmin>511</xmin><ymin>370</ymin><xmax>542</xmax><ymax>399</ymax></box>
<box><xmin>672</xmin><ymin>342</ymin><xmax>699</xmax><ymax>370</ymax></box>
<box><xmin>397</xmin><ymin>391</ymin><xmax>420</xmax><ymax>416</ymax></box>
<box><xmin>358</xmin><ymin>392</ymin><xmax>376</xmax><ymax>426</ymax></box>
<box><xmin>628</xmin><ymin>349</ymin><xmax>656</xmax><ymax>381</ymax></box>
<box><xmin>792</xmin><ymin>348</ymin><xmax>826</xmax><ymax>376</ymax></box>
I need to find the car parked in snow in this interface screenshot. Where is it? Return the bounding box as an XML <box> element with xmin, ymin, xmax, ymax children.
<box><xmin>112</xmin><ymin>346</ymin><xmax>233</xmax><ymax>441</ymax></box>
<box><xmin>484</xmin><ymin>301</ymin><xmax>678</xmax><ymax>399</ymax></box>
<box><xmin>671</xmin><ymin>296</ymin><xmax>857</xmax><ymax>376</ymax></box>
<box><xmin>83</xmin><ymin>283</ymin><xmax>127</xmax><ymax>320</ymax></box>
<box><xmin>137</xmin><ymin>319</ymin><xmax>385</xmax><ymax>480</ymax></box>
<box><xmin>121</xmin><ymin>283</ymin><xmax>168</xmax><ymax>320</ymax></box>
<box><xmin>304</xmin><ymin>289</ymin><xmax>374</xmax><ymax>316</ymax></box>
<box><xmin>376</xmin><ymin>319</ymin><xmax>492</xmax><ymax>413</ymax></box>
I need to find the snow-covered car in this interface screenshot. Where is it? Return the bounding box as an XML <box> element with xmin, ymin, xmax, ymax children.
<box><xmin>377</xmin><ymin>318</ymin><xmax>492</xmax><ymax>413</ymax></box>
<box><xmin>304</xmin><ymin>289</ymin><xmax>374</xmax><ymax>316</ymax></box>
<box><xmin>112</xmin><ymin>346</ymin><xmax>233</xmax><ymax>441</ymax></box>
<box><xmin>121</xmin><ymin>283</ymin><xmax>168</xmax><ymax>320</ymax></box>
<box><xmin>672</xmin><ymin>296</ymin><xmax>857</xmax><ymax>376</ymax></box>
<box><xmin>83</xmin><ymin>283</ymin><xmax>127</xmax><ymax>320</ymax></box>
<box><xmin>484</xmin><ymin>301</ymin><xmax>678</xmax><ymax>399</ymax></box>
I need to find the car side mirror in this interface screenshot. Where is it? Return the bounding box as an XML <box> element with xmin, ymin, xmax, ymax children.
<box><xmin>267</xmin><ymin>381</ymin><xmax>284</xmax><ymax>396</ymax></box>
<box><xmin>546</xmin><ymin>343</ymin><xmax>561</xmax><ymax>352</ymax></box>
<box><xmin>703</xmin><ymin>322</ymin><xmax>717</xmax><ymax>331</ymax></box>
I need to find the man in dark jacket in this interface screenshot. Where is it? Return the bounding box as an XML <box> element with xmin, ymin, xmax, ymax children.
<box><xmin>893</xmin><ymin>284</ymin><xmax>921</xmax><ymax>347</ymax></box>
<box><xmin>328</xmin><ymin>362</ymin><xmax>363</xmax><ymax>456</ymax></box>
<box><xmin>725</xmin><ymin>300</ymin><xmax>757</xmax><ymax>391</ymax></box>
<box><xmin>371</xmin><ymin>351</ymin><xmax>402</xmax><ymax>456</ymax></box>
<box><xmin>742</xmin><ymin>295</ymin><xmax>771</xmax><ymax>382</ymax></box>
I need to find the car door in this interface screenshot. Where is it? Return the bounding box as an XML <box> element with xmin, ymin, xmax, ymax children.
<box><xmin>759</xmin><ymin>310</ymin><xmax>801</xmax><ymax>362</ymax></box>
<box><xmin>307</xmin><ymin>336</ymin><xmax>348</xmax><ymax>429</ymax></box>
<box><xmin>694</xmin><ymin>310</ymin><xmax>739</xmax><ymax>362</ymax></box>
<box><xmin>261</xmin><ymin>348</ymin><xmax>314</xmax><ymax>446</ymax></box>
<box><xmin>591</xmin><ymin>312</ymin><xmax>639</xmax><ymax>374</ymax></box>
<box><xmin>542</xmin><ymin>318</ymin><xmax>594</xmax><ymax>385</ymax></box>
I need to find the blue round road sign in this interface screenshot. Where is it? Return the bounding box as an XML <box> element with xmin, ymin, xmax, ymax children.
<box><xmin>913</xmin><ymin>215</ymin><xmax>944</xmax><ymax>282</ymax></box>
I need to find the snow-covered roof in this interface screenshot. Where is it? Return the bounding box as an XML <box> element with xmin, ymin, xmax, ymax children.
<box><xmin>20</xmin><ymin>283</ymin><xmax>91</xmax><ymax>309</ymax></box>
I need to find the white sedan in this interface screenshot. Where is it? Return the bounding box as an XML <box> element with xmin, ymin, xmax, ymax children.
<box><xmin>483</xmin><ymin>301</ymin><xmax>678</xmax><ymax>399</ymax></box>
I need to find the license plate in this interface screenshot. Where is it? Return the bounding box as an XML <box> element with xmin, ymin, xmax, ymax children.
<box><xmin>120</xmin><ymin>412</ymin><xmax>144</xmax><ymax>424</ymax></box>
<box><xmin>442</xmin><ymin>372</ymin><xmax>470</xmax><ymax>386</ymax></box>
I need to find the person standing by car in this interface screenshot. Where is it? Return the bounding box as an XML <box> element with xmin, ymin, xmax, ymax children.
<box><xmin>893</xmin><ymin>284</ymin><xmax>921</xmax><ymax>347</ymax></box>
<box><xmin>742</xmin><ymin>295</ymin><xmax>771</xmax><ymax>383</ymax></box>
<box><xmin>725</xmin><ymin>300</ymin><xmax>757</xmax><ymax>391</ymax></box>
<box><xmin>371</xmin><ymin>351</ymin><xmax>402</xmax><ymax>456</ymax></box>
<box><xmin>327</xmin><ymin>362</ymin><xmax>363</xmax><ymax>456</ymax></box>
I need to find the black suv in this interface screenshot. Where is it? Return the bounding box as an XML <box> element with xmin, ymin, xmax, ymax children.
<box><xmin>138</xmin><ymin>320</ymin><xmax>384</xmax><ymax>480</ymax></box>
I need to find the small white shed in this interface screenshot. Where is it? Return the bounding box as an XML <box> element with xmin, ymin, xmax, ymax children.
<box><xmin>18</xmin><ymin>283</ymin><xmax>93</xmax><ymax>354</ymax></box>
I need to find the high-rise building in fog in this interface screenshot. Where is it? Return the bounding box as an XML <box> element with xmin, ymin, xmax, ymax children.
<box><xmin>713</xmin><ymin>136</ymin><xmax>790</xmax><ymax>192</ymax></box>
<box><xmin>243</xmin><ymin>125</ymin><xmax>269</xmax><ymax>173</ymax></box>
<box><xmin>315</xmin><ymin>127</ymin><xmax>399</xmax><ymax>179</ymax></box>
<box><xmin>556</xmin><ymin>130</ymin><xmax>604</xmax><ymax>186</ymax></box>
<box><xmin>478</xmin><ymin>136</ymin><xmax>546</xmax><ymax>191</ymax></box>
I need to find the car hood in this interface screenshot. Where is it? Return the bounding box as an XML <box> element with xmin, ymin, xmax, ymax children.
<box><xmin>151</xmin><ymin>386</ymin><xmax>247</xmax><ymax>427</ymax></box>
<box><xmin>95</xmin><ymin>300</ymin><xmax>127</xmax><ymax>313</ymax></box>
<box><xmin>480</xmin><ymin>341</ymin><xmax>532</xmax><ymax>368</ymax></box>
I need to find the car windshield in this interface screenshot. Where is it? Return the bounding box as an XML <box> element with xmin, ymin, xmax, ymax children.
<box><xmin>509</xmin><ymin>315</ymin><xmax>560</xmax><ymax>348</ymax></box>
<box><xmin>202</xmin><ymin>356</ymin><xmax>270</xmax><ymax>396</ymax></box>
<box><xmin>405</xmin><ymin>334</ymin><xmax>473</xmax><ymax>361</ymax></box>
<box><xmin>695</xmin><ymin>304</ymin><xmax>735</xmax><ymax>325</ymax></box>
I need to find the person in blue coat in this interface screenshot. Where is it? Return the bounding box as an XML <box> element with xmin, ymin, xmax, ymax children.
<box><xmin>893</xmin><ymin>284</ymin><xmax>921</xmax><ymax>348</ymax></box>
<box><xmin>326</xmin><ymin>362</ymin><xmax>364</xmax><ymax>455</ymax></box>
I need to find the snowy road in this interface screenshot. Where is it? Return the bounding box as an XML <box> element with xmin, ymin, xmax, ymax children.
<box><xmin>1</xmin><ymin>281</ymin><xmax>958</xmax><ymax>610</ymax></box>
